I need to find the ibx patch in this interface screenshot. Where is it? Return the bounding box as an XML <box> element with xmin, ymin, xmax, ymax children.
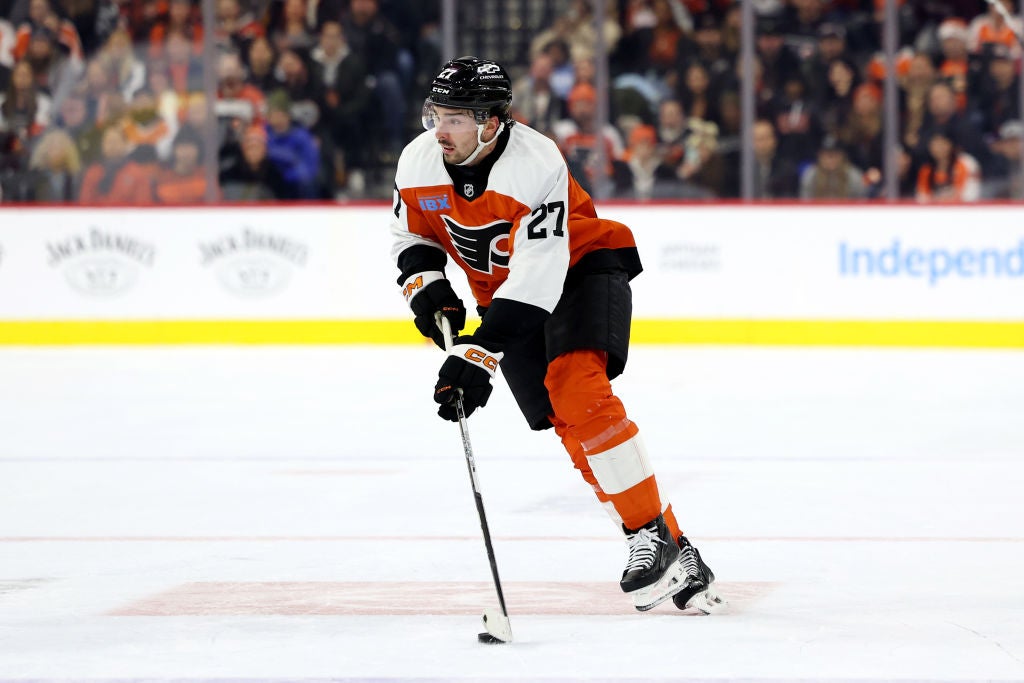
<box><xmin>417</xmin><ymin>192</ymin><xmax>452</xmax><ymax>212</ymax></box>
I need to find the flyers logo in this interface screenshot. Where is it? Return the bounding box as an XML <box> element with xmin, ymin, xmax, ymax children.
<box><xmin>464</xmin><ymin>347</ymin><xmax>500</xmax><ymax>372</ymax></box>
<box><xmin>442</xmin><ymin>216</ymin><xmax>512</xmax><ymax>274</ymax></box>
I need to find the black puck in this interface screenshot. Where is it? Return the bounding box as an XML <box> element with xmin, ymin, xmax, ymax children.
<box><xmin>478</xmin><ymin>632</ymin><xmax>505</xmax><ymax>644</ymax></box>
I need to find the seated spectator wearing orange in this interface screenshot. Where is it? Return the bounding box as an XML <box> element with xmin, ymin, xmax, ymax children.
<box><xmin>620</xmin><ymin>123</ymin><xmax>679</xmax><ymax>199</ymax></box>
<box><xmin>12</xmin><ymin>0</ymin><xmax>83</xmax><ymax>64</ymax></box>
<box><xmin>915</xmin><ymin>128</ymin><xmax>981</xmax><ymax>202</ymax></box>
<box><xmin>554</xmin><ymin>82</ymin><xmax>626</xmax><ymax>186</ymax></box>
<box><xmin>154</xmin><ymin>127</ymin><xmax>213</xmax><ymax>203</ymax></box>
<box><xmin>78</xmin><ymin>125</ymin><xmax>157</xmax><ymax>204</ymax></box>
<box><xmin>968</xmin><ymin>0</ymin><xmax>1022</xmax><ymax>57</ymax></box>
<box><xmin>147</xmin><ymin>0</ymin><xmax>203</xmax><ymax>60</ymax></box>
<box><xmin>937</xmin><ymin>18</ymin><xmax>971</xmax><ymax>112</ymax></box>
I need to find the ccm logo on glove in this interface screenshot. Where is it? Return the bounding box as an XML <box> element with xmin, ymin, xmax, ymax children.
<box><xmin>463</xmin><ymin>347</ymin><xmax>500</xmax><ymax>373</ymax></box>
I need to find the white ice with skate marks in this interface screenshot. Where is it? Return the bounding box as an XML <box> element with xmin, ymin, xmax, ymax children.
<box><xmin>0</xmin><ymin>346</ymin><xmax>1023</xmax><ymax>681</ymax></box>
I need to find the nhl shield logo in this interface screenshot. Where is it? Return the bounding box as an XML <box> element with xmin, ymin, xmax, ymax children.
<box><xmin>464</xmin><ymin>183</ymin><xmax>475</xmax><ymax>198</ymax></box>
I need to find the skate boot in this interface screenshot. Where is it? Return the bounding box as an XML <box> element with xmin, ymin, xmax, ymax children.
<box><xmin>671</xmin><ymin>535</ymin><xmax>726</xmax><ymax>613</ymax></box>
<box><xmin>620</xmin><ymin>514</ymin><xmax>686</xmax><ymax>611</ymax></box>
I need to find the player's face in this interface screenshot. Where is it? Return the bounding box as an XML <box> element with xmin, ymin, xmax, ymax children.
<box><xmin>430</xmin><ymin>106</ymin><xmax>481</xmax><ymax>164</ymax></box>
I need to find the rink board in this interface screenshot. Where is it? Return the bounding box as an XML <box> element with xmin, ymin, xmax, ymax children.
<box><xmin>0</xmin><ymin>204</ymin><xmax>1021</xmax><ymax>347</ymax></box>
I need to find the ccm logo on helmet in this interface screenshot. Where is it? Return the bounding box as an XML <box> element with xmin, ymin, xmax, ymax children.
<box><xmin>464</xmin><ymin>348</ymin><xmax>499</xmax><ymax>372</ymax></box>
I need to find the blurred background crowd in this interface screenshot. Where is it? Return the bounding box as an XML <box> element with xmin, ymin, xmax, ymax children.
<box><xmin>1</xmin><ymin>0</ymin><xmax>1022</xmax><ymax>203</ymax></box>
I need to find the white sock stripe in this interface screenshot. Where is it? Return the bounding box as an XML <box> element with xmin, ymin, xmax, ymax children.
<box><xmin>585</xmin><ymin>434</ymin><xmax>654</xmax><ymax>496</ymax></box>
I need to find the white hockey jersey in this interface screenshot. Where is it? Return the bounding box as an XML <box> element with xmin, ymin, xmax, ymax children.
<box><xmin>390</xmin><ymin>122</ymin><xmax>639</xmax><ymax>314</ymax></box>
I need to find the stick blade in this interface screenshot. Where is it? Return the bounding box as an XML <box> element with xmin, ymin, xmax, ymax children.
<box><xmin>478</xmin><ymin>608</ymin><xmax>512</xmax><ymax>644</ymax></box>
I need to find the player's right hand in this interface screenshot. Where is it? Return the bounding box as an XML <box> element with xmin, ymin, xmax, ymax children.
<box><xmin>434</xmin><ymin>336</ymin><xmax>503</xmax><ymax>421</ymax></box>
<box><xmin>402</xmin><ymin>271</ymin><xmax>467</xmax><ymax>349</ymax></box>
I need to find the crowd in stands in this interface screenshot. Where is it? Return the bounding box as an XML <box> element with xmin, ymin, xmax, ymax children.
<box><xmin>0</xmin><ymin>0</ymin><xmax>1022</xmax><ymax>203</ymax></box>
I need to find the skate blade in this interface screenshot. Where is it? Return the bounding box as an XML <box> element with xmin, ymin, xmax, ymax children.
<box><xmin>630</xmin><ymin>563</ymin><xmax>686</xmax><ymax>612</ymax></box>
<box><xmin>683</xmin><ymin>584</ymin><xmax>728</xmax><ymax>614</ymax></box>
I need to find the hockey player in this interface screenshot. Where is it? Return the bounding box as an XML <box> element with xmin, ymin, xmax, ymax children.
<box><xmin>390</xmin><ymin>56</ymin><xmax>722</xmax><ymax>613</ymax></box>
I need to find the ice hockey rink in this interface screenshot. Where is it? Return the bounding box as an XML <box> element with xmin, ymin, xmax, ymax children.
<box><xmin>1</xmin><ymin>343</ymin><xmax>1023</xmax><ymax>681</ymax></box>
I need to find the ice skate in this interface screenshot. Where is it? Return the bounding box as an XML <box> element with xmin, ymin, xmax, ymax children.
<box><xmin>620</xmin><ymin>514</ymin><xmax>687</xmax><ymax>611</ymax></box>
<box><xmin>671</xmin><ymin>535</ymin><xmax>726</xmax><ymax>614</ymax></box>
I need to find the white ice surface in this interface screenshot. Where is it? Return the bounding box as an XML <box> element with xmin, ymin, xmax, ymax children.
<box><xmin>1</xmin><ymin>345</ymin><xmax>1022</xmax><ymax>681</ymax></box>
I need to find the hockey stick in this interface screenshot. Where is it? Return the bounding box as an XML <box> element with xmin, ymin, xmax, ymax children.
<box><xmin>437</xmin><ymin>313</ymin><xmax>513</xmax><ymax>644</ymax></box>
<box><xmin>982</xmin><ymin>0</ymin><xmax>1024</xmax><ymax>48</ymax></box>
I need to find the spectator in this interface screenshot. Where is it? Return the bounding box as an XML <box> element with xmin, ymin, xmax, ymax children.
<box><xmin>244</xmin><ymin>35</ymin><xmax>278</xmax><ymax>92</ymax></box>
<box><xmin>311</xmin><ymin>20</ymin><xmax>371</xmax><ymax>191</ymax></box>
<box><xmin>915</xmin><ymin>127</ymin><xmax>981</xmax><ymax>201</ymax></box>
<box><xmin>23</xmin><ymin>25</ymin><xmax>81</xmax><ymax>99</ymax></box>
<box><xmin>820</xmin><ymin>58</ymin><xmax>859</xmax><ymax>135</ymax></box>
<box><xmin>689</xmin><ymin>11</ymin><xmax>732</xmax><ymax>83</ymax></box>
<box><xmin>916</xmin><ymin>80</ymin><xmax>984</xmax><ymax>170</ymax></box>
<box><xmin>12</xmin><ymin>0</ymin><xmax>84</xmax><ymax>64</ymax></box>
<box><xmin>554</xmin><ymin>82</ymin><xmax>626</xmax><ymax>190</ymax></box>
<box><xmin>342</xmin><ymin>0</ymin><xmax>410</xmax><ymax>158</ymax></box>
<box><xmin>746</xmin><ymin>118</ymin><xmax>799</xmax><ymax>198</ymax></box>
<box><xmin>799</xmin><ymin>135</ymin><xmax>866</xmax><ymax>199</ymax></box>
<box><xmin>655</xmin><ymin>96</ymin><xmax>689</xmax><ymax>167</ymax></box>
<box><xmin>216</xmin><ymin>50</ymin><xmax>266</xmax><ymax>140</ymax></box>
<box><xmin>220</xmin><ymin>122</ymin><xmax>293</xmax><ymax>199</ymax></box>
<box><xmin>935</xmin><ymin>18</ymin><xmax>972</xmax><ymax>112</ymax></box>
<box><xmin>803</xmin><ymin>22</ymin><xmax>850</xmax><ymax>106</ymax></box>
<box><xmin>985</xmin><ymin>118</ymin><xmax>1024</xmax><ymax>198</ymax></box>
<box><xmin>268</xmin><ymin>0</ymin><xmax>316</xmax><ymax>53</ymax></box>
<box><xmin>638</xmin><ymin>0</ymin><xmax>691</xmax><ymax>80</ymax></box>
<box><xmin>0</xmin><ymin>59</ymin><xmax>51</xmax><ymax>138</ymax></box>
<box><xmin>677</xmin><ymin>59</ymin><xmax>717</xmax><ymax>124</ymax></box>
<box><xmin>756</xmin><ymin>16</ymin><xmax>801</xmax><ymax>103</ymax></box>
<box><xmin>900</xmin><ymin>52</ymin><xmax>937</xmax><ymax>150</ymax></box>
<box><xmin>78</xmin><ymin>124</ymin><xmax>156</xmax><ymax>203</ymax></box>
<box><xmin>147</xmin><ymin>0</ymin><xmax>203</xmax><ymax>61</ymax></box>
<box><xmin>967</xmin><ymin>0</ymin><xmax>1022</xmax><ymax>57</ymax></box>
<box><xmin>164</xmin><ymin>27</ymin><xmax>204</xmax><ymax>94</ymax></box>
<box><xmin>264</xmin><ymin>88</ymin><xmax>319</xmax><ymax>198</ymax></box>
<box><xmin>271</xmin><ymin>46</ymin><xmax>322</xmax><ymax>132</ymax></box>
<box><xmin>54</xmin><ymin>89</ymin><xmax>103</xmax><ymax>163</ymax></box>
<box><xmin>511</xmin><ymin>51</ymin><xmax>565</xmax><ymax>138</ymax></box>
<box><xmin>214</xmin><ymin>0</ymin><xmax>264</xmax><ymax>55</ymax></box>
<box><xmin>838</xmin><ymin>83</ymin><xmax>884</xmax><ymax>194</ymax></box>
<box><xmin>676</xmin><ymin>117</ymin><xmax>724</xmax><ymax>197</ymax></box>
<box><xmin>539</xmin><ymin>38</ymin><xmax>576</xmax><ymax>100</ymax></box>
<box><xmin>99</xmin><ymin>26</ymin><xmax>147</xmax><ymax>102</ymax></box>
<box><xmin>22</xmin><ymin>126</ymin><xmax>80</xmax><ymax>200</ymax></box>
<box><xmin>976</xmin><ymin>43</ymin><xmax>1020</xmax><ymax>139</ymax></box>
<box><xmin>767</xmin><ymin>72</ymin><xmax>821</xmax><ymax>169</ymax></box>
<box><xmin>620</xmin><ymin>122</ymin><xmax>679</xmax><ymax>199</ymax></box>
<box><xmin>154</xmin><ymin>125</ymin><xmax>210</xmax><ymax>202</ymax></box>
<box><xmin>530</xmin><ymin>0</ymin><xmax>621</xmax><ymax>67</ymax></box>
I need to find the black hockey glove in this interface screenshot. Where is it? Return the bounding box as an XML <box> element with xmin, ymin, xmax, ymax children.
<box><xmin>434</xmin><ymin>336</ymin><xmax>503</xmax><ymax>421</ymax></box>
<box><xmin>402</xmin><ymin>271</ymin><xmax>466</xmax><ymax>349</ymax></box>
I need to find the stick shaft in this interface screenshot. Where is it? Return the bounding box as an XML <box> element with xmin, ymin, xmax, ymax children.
<box><xmin>439</xmin><ymin>316</ymin><xmax>510</xmax><ymax>619</ymax></box>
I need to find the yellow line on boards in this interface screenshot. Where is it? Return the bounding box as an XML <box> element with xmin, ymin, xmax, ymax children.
<box><xmin>0</xmin><ymin>320</ymin><xmax>1021</xmax><ymax>348</ymax></box>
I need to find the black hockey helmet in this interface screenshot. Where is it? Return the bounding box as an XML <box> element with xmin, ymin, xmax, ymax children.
<box><xmin>425</xmin><ymin>56</ymin><xmax>513</xmax><ymax>126</ymax></box>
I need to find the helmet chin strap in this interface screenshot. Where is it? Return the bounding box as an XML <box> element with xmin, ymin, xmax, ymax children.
<box><xmin>456</xmin><ymin>122</ymin><xmax>505</xmax><ymax>166</ymax></box>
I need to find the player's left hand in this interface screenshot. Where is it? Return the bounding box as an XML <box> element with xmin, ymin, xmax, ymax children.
<box><xmin>434</xmin><ymin>336</ymin><xmax>503</xmax><ymax>421</ymax></box>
